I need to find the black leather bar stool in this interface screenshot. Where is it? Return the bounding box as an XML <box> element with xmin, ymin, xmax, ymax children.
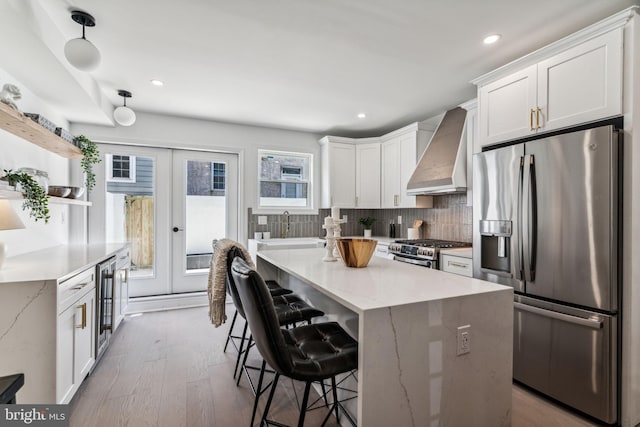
<box><xmin>224</xmin><ymin>247</ymin><xmax>325</xmax><ymax>391</ymax></box>
<box><xmin>231</xmin><ymin>257</ymin><xmax>358</xmax><ymax>427</ymax></box>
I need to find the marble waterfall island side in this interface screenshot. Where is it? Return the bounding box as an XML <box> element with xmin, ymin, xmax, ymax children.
<box><xmin>257</xmin><ymin>247</ymin><xmax>513</xmax><ymax>427</ymax></box>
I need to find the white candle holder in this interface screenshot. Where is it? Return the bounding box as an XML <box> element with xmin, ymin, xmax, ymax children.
<box><xmin>322</xmin><ymin>217</ymin><xmax>338</xmax><ymax>262</ymax></box>
<box><xmin>332</xmin><ymin>218</ymin><xmax>347</xmax><ymax>257</ymax></box>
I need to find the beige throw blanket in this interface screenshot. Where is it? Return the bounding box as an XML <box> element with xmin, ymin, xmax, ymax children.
<box><xmin>208</xmin><ymin>239</ymin><xmax>255</xmax><ymax>327</ymax></box>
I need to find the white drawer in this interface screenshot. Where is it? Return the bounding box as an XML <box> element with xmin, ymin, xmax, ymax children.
<box><xmin>441</xmin><ymin>255</ymin><xmax>473</xmax><ymax>277</ymax></box>
<box><xmin>58</xmin><ymin>268</ymin><xmax>95</xmax><ymax>313</ymax></box>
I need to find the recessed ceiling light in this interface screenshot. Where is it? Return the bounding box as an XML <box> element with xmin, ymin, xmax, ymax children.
<box><xmin>150</xmin><ymin>79</ymin><xmax>164</xmax><ymax>86</ymax></box>
<box><xmin>483</xmin><ymin>34</ymin><xmax>501</xmax><ymax>45</ymax></box>
<box><xmin>357</xmin><ymin>113</ymin><xmax>366</xmax><ymax>119</ymax></box>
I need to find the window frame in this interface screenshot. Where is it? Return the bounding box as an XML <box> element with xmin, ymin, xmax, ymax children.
<box><xmin>106</xmin><ymin>154</ymin><xmax>137</xmax><ymax>183</ymax></box>
<box><xmin>256</xmin><ymin>149</ymin><xmax>315</xmax><ymax>214</ymax></box>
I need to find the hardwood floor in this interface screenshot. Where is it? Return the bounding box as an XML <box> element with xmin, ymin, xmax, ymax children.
<box><xmin>69</xmin><ymin>306</ymin><xmax>605</xmax><ymax>427</ymax></box>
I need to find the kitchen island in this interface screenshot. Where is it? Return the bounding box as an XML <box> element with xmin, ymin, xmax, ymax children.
<box><xmin>257</xmin><ymin>247</ymin><xmax>513</xmax><ymax>427</ymax></box>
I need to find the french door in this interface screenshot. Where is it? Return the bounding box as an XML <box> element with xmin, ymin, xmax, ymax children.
<box><xmin>89</xmin><ymin>144</ymin><xmax>239</xmax><ymax>297</ymax></box>
<box><xmin>171</xmin><ymin>150</ymin><xmax>238</xmax><ymax>293</ymax></box>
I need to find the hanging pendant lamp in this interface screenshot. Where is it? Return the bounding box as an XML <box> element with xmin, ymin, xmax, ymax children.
<box><xmin>114</xmin><ymin>90</ymin><xmax>136</xmax><ymax>126</ymax></box>
<box><xmin>64</xmin><ymin>11</ymin><xmax>101</xmax><ymax>72</ymax></box>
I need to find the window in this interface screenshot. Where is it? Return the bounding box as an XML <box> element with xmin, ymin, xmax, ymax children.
<box><xmin>106</xmin><ymin>154</ymin><xmax>136</xmax><ymax>182</ymax></box>
<box><xmin>211</xmin><ymin>162</ymin><xmax>226</xmax><ymax>191</ymax></box>
<box><xmin>258</xmin><ymin>150</ymin><xmax>312</xmax><ymax>209</ymax></box>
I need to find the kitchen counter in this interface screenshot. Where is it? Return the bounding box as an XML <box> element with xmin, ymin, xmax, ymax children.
<box><xmin>0</xmin><ymin>243</ymin><xmax>128</xmax><ymax>284</ymax></box>
<box><xmin>258</xmin><ymin>247</ymin><xmax>501</xmax><ymax>313</ymax></box>
<box><xmin>257</xmin><ymin>248</ymin><xmax>513</xmax><ymax>426</ymax></box>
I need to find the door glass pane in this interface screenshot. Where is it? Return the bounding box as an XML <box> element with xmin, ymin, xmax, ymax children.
<box><xmin>184</xmin><ymin>160</ymin><xmax>227</xmax><ymax>272</ymax></box>
<box><xmin>105</xmin><ymin>155</ymin><xmax>155</xmax><ymax>278</ymax></box>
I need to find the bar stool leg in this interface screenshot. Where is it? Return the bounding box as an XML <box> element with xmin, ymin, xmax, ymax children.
<box><xmin>297</xmin><ymin>381</ymin><xmax>312</xmax><ymax>427</ymax></box>
<box><xmin>223</xmin><ymin>310</ymin><xmax>238</xmax><ymax>352</ymax></box>
<box><xmin>251</xmin><ymin>360</ymin><xmax>267</xmax><ymax>427</ymax></box>
<box><xmin>233</xmin><ymin>321</ymin><xmax>249</xmax><ymax>379</ymax></box>
<box><xmin>261</xmin><ymin>373</ymin><xmax>280</xmax><ymax>426</ymax></box>
<box><xmin>237</xmin><ymin>335</ymin><xmax>253</xmax><ymax>386</ymax></box>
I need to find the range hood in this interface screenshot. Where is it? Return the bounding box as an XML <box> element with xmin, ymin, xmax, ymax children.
<box><xmin>407</xmin><ymin>107</ymin><xmax>467</xmax><ymax>195</ymax></box>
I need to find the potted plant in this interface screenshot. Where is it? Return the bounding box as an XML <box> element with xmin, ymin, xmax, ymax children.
<box><xmin>74</xmin><ymin>135</ymin><xmax>101</xmax><ymax>192</ymax></box>
<box><xmin>358</xmin><ymin>217</ymin><xmax>376</xmax><ymax>238</ymax></box>
<box><xmin>1</xmin><ymin>169</ymin><xmax>50</xmax><ymax>223</ymax></box>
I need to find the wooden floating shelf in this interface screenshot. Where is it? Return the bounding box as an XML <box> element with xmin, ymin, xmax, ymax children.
<box><xmin>0</xmin><ymin>188</ymin><xmax>92</xmax><ymax>206</ymax></box>
<box><xmin>0</xmin><ymin>102</ymin><xmax>83</xmax><ymax>159</ymax></box>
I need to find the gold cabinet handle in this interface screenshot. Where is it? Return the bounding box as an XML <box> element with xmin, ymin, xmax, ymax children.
<box><xmin>536</xmin><ymin>107</ymin><xmax>541</xmax><ymax>129</ymax></box>
<box><xmin>76</xmin><ymin>303</ymin><xmax>87</xmax><ymax>329</ymax></box>
<box><xmin>355</xmin><ymin>196</ymin><xmax>358</xmax><ymax>207</ymax></box>
<box><xmin>71</xmin><ymin>281</ymin><xmax>91</xmax><ymax>291</ymax></box>
<box><xmin>394</xmin><ymin>195</ymin><xmax>398</xmax><ymax>206</ymax></box>
<box><xmin>530</xmin><ymin>109</ymin><xmax>535</xmax><ymax>131</ymax></box>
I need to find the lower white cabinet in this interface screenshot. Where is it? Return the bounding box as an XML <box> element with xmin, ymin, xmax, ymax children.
<box><xmin>56</xmin><ymin>268</ymin><xmax>96</xmax><ymax>404</ymax></box>
<box><xmin>440</xmin><ymin>254</ymin><xmax>473</xmax><ymax>277</ymax></box>
<box><xmin>113</xmin><ymin>247</ymin><xmax>131</xmax><ymax>332</ymax></box>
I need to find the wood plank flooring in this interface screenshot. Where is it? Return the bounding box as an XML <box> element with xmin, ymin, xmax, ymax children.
<box><xmin>69</xmin><ymin>306</ymin><xmax>605</xmax><ymax>427</ymax></box>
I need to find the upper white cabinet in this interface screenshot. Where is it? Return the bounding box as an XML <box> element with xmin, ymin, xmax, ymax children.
<box><xmin>320</xmin><ymin>137</ymin><xmax>381</xmax><ymax>208</ymax></box>
<box><xmin>355</xmin><ymin>143</ymin><xmax>381</xmax><ymax>208</ymax></box>
<box><xmin>381</xmin><ymin>123</ymin><xmax>433</xmax><ymax>208</ymax></box>
<box><xmin>320</xmin><ymin>137</ymin><xmax>357</xmax><ymax>208</ymax></box>
<box><xmin>477</xmin><ymin>28</ymin><xmax>623</xmax><ymax>147</ymax></box>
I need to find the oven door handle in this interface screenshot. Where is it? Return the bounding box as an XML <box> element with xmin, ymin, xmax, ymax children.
<box><xmin>393</xmin><ymin>255</ymin><xmax>434</xmax><ymax>268</ymax></box>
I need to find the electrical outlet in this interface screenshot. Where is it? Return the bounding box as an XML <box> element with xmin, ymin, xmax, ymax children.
<box><xmin>342</xmin><ymin>215</ymin><xmax>348</xmax><ymax>222</ymax></box>
<box><xmin>397</xmin><ymin>215</ymin><xmax>402</xmax><ymax>225</ymax></box>
<box><xmin>457</xmin><ymin>325</ymin><xmax>471</xmax><ymax>356</ymax></box>
<box><xmin>258</xmin><ymin>216</ymin><xmax>267</xmax><ymax>225</ymax></box>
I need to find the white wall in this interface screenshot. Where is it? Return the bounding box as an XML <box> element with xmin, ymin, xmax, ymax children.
<box><xmin>0</xmin><ymin>66</ymin><xmax>74</xmax><ymax>257</ymax></box>
<box><xmin>71</xmin><ymin>111</ymin><xmax>322</xmax><ymax>242</ymax></box>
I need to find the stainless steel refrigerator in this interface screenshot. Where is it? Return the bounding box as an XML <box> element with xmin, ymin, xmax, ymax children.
<box><xmin>473</xmin><ymin>125</ymin><xmax>620</xmax><ymax>424</ymax></box>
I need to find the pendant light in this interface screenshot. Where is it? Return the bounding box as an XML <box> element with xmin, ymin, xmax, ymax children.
<box><xmin>114</xmin><ymin>90</ymin><xmax>136</xmax><ymax>126</ymax></box>
<box><xmin>64</xmin><ymin>11</ymin><xmax>101</xmax><ymax>72</ymax></box>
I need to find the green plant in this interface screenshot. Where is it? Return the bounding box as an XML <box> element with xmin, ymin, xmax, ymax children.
<box><xmin>74</xmin><ymin>135</ymin><xmax>101</xmax><ymax>191</ymax></box>
<box><xmin>1</xmin><ymin>169</ymin><xmax>50</xmax><ymax>223</ymax></box>
<box><xmin>358</xmin><ymin>216</ymin><xmax>377</xmax><ymax>229</ymax></box>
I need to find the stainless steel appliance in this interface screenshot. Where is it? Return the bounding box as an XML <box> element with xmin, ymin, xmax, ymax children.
<box><xmin>96</xmin><ymin>257</ymin><xmax>116</xmax><ymax>361</ymax></box>
<box><xmin>389</xmin><ymin>239</ymin><xmax>471</xmax><ymax>269</ymax></box>
<box><xmin>473</xmin><ymin>124</ymin><xmax>620</xmax><ymax>424</ymax></box>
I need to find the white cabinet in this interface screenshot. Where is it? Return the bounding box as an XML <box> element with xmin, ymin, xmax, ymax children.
<box><xmin>113</xmin><ymin>247</ymin><xmax>130</xmax><ymax>331</ymax></box>
<box><xmin>441</xmin><ymin>254</ymin><xmax>473</xmax><ymax>277</ymax></box>
<box><xmin>56</xmin><ymin>267</ymin><xmax>96</xmax><ymax>404</ymax></box>
<box><xmin>355</xmin><ymin>143</ymin><xmax>381</xmax><ymax>208</ymax></box>
<box><xmin>320</xmin><ymin>137</ymin><xmax>381</xmax><ymax>208</ymax></box>
<box><xmin>477</xmin><ymin>29</ymin><xmax>622</xmax><ymax>147</ymax></box>
<box><xmin>321</xmin><ymin>139</ymin><xmax>356</xmax><ymax>208</ymax></box>
<box><xmin>460</xmin><ymin>99</ymin><xmax>478</xmax><ymax>207</ymax></box>
<box><xmin>381</xmin><ymin>124</ymin><xmax>433</xmax><ymax>208</ymax></box>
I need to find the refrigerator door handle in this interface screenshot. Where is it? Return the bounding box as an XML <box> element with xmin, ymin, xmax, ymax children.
<box><xmin>514</xmin><ymin>302</ymin><xmax>603</xmax><ymax>329</ymax></box>
<box><xmin>522</xmin><ymin>154</ymin><xmax>537</xmax><ymax>282</ymax></box>
<box><xmin>513</xmin><ymin>157</ymin><xmax>524</xmax><ymax>281</ymax></box>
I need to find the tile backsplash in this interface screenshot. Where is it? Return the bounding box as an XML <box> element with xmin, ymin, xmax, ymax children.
<box><xmin>248</xmin><ymin>194</ymin><xmax>472</xmax><ymax>242</ymax></box>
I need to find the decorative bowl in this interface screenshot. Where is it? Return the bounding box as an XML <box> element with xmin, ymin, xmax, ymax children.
<box><xmin>48</xmin><ymin>186</ymin><xmax>72</xmax><ymax>198</ymax></box>
<box><xmin>66</xmin><ymin>186</ymin><xmax>85</xmax><ymax>199</ymax></box>
<box><xmin>335</xmin><ymin>238</ymin><xmax>377</xmax><ymax>268</ymax></box>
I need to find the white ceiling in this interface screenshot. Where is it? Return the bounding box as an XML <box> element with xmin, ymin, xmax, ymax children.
<box><xmin>1</xmin><ymin>0</ymin><xmax>638</xmax><ymax>137</ymax></box>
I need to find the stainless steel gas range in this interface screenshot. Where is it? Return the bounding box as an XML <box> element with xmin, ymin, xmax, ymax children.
<box><xmin>388</xmin><ymin>239</ymin><xmax>472</xmax><ymax>269</ymax></box>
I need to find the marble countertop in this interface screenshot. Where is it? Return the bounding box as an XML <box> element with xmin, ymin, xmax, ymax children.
<box><xmin>440</xmin><ymin>247</ymin><xmax>473</xmax><ymax>258</ymax></box>
<box><xmin>0</xmin><ymin>243</ymin><xmax>129</xmax><ymax>284</ymax></box>
<box><xmin>257</xmin><ymin>247</ymin><xmax>509</xmax><ymax>314</ymax></box>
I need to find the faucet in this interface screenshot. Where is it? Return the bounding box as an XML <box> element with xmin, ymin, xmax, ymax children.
<box><xmin>281</xmin><ymin>211</ymin><xmax>290</xmax><ymax>238</ymax></box>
